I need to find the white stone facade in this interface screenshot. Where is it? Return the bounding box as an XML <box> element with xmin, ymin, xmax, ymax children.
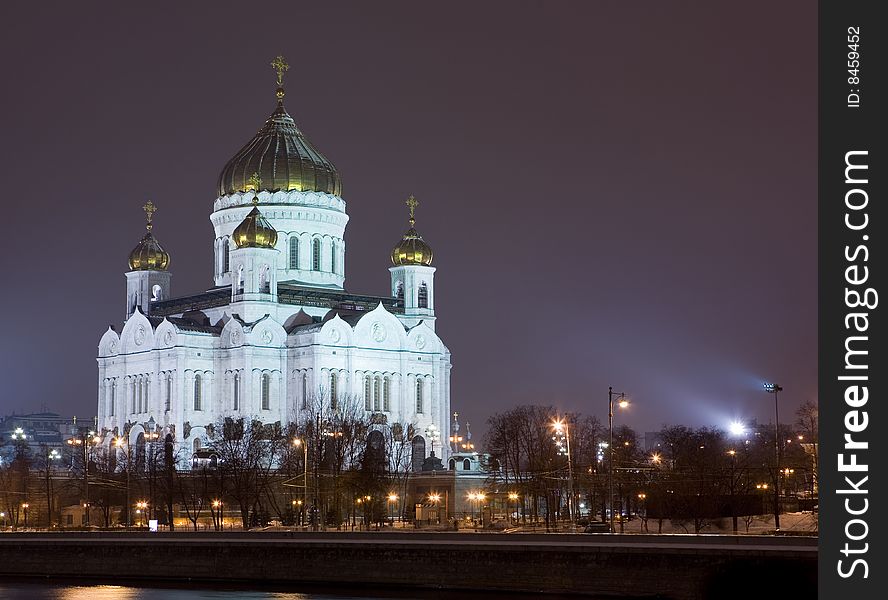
<box><xmin>97</xmin><ymin>180</ymin><xmax>449</xmax><ymax>469</ymax></box>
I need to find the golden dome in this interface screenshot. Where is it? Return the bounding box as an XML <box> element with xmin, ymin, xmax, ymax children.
<box><xmin>217</xmin><ymin>56</ymin><xmax>341</xmax><ymax>197</ymax></box>
<box><xmin>232</xmin><ymin>198</ymin><xmax>278</xmax><ymax>249</ymax></box>
<box><xmin>129</xmin><ymin>201</ymin><xmax>170</xmax><ymax>271</ymax></box>
<box><xmin>391</xmin><ymin>195</ymin><xmax>433</xmax><ymax>266</ymax></box>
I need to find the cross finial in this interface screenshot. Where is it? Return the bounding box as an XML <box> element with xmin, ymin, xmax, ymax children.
<box><xmin>142</xmin><ymin>200</ymin><xmax>157</xmax><ymax>231</ymax></box>
<box><xmin>406</xmin><ymin>195</ymin><xmax>419</xmax><ymax>227</ymax></box>
<box><xmin>271</xmin><ymin>55</ymin><xmax>289</xmax><ymax>89</ymax></box>
<box><xmin>247</xmin><ymin>173</ymin><xmax>261</xmax><ymax>204</ymax></box>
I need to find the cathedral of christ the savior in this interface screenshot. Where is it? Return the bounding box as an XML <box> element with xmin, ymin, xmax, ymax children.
<box><xmin>95</xmin><ymin>57</ymin><xmax>451</xmax><ymax>468</ymax></box>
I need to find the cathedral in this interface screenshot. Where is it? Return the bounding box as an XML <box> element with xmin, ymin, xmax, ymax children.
<box><xmin>96</xmin><ymin>57</ymin><xmax>451</xmax><ymax>468</ymax></box>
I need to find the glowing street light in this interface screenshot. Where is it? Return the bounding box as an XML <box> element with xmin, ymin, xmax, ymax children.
<box><xmin>608</xmin><ymin>387</ymin><xmax>630</xmax><ymax>532</ymax></box>
<box><xmin>763</xmin><ymin>382</ymin><xmax>783</xmax><ymax>529</ymax></box>
<box><xmin>729</xmin><ymin>421</ymin><xmax>747</xmax><ymax>437</ymax></box>
<box><xmin>508</xmin><ymin>492</ymin><xmax>520</xmax><ymax>524</ymax></box>
<box><xmin>551</xmin><ymin>417</ymin><xmax>575</xmax><ymax>529</ymax></box>
<box><xmin>387</xmin><ymin>493</ymin><xmax>399</xmax><ymax>526</ymax></box>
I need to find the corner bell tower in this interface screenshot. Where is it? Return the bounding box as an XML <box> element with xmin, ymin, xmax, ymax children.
<box><xmin>389</xmin><ymin>196</ymin><xmax>436</xmax><ymax>330</ymax></box>
<box><xmin>126</xmin><ymin>201</ymin><xmax>172</xmax><ymax>319</ymax></box>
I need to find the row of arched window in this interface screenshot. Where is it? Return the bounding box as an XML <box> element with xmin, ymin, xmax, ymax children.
<box><xmin>364</xmin><ymin>375</ymin><xmax>391</xmax><ymax>412</ymax></box>
<box><xmin>218</xmin><ymin>236</ymin><xmax>341</xmax><ymax>276</ymax></box>
<box><xmin>130</xmin><ymin>375</ymin><xmax>150</xmax><ymax>415</ymax></box>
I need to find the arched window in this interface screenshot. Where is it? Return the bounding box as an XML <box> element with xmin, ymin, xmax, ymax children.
<box><xmin>383</xmin><ymin>377</ymin><xmax>390</xmax><ymax>412</ymax></box>
<box><xmin>373</xmin><ymin>376</ymin><xmax>381</xmax><ymax>411</ymax></box>
<box><xmin>418</xmin><ymin>282</ymin><xmax>429</xmax><ymax>309</ymax></box>
<box><xmin>396</xmin><ymin>282</ymin><xmax>404</xmax><ymax>302</ymax></box>
<box><xmin>131</xmin><ymin>379</ymin><xmax>136</xmax><ymax>414</ymax></box>
<box><xmin>259</xmin><ymin>265</ymin><xmax>270</xmax><ymax>294</ymax></box>
<box><xmin>331</xmin><ymin>241</ymin><xmax>337</xmax><ymax>274</ymax></box>
<box><xmin>233</xmin><ymin>372</ymin><xmax>240</xmax><ymax>411</ymax></box>
<box><xmin>364</xmin><ymin>376</ymin><xmax>371</xmax><ymax>410</ymax></box>
<box><xmin>463</xmin><ymin>458</ymin><xmax>471</xmax><ymax>471</ymax></box>
<box><xmin>109</xmin><ymin>380</ymin><xmax>116</xmax><ymax>416</ymax></box>
<box><xmin>139</xmin><ymin>377</ymin><xmax>145</xmax><ymax>413</ymax></box>
<box><xmin>289</xmin><ymin>237</ymin><xmax>299</xmax><ymax>270</ymax></box>
<box><xmin>193</xmin><ymin>374</ymin><xmax>202</xmax><ymax>411</ymax></box>
<box><xmin>301</xmin><ymin>373</ymin><xmax>307</xmax><ymax>409</ymax></box>
<box><xmin>261</xmin><ymin>373</ymin><xmax>270</xmax><ymax>410</ymax></box>
<box><xmin>223</xmin><ymin>238</ymin><xmax>230</xmax><ymax>273</ymax></box>
<box><xmin>312</xmin><ymin>238</ymin><xmax>321</xmax><ymax>271</ymax></box>
<box><xmin>193</xmin><ymin>438</ymin><xmax>202</xmax><ymax>453</ymax></box>
<box><xmin>143</xmin><ymin>377</ymin><xmax>149</xmax><ymax>413</ymax></box>
<box><xmin>330</xmin><ymin>372</ymin><xmax>338</xmax><ymax>410</ymax></box>
<box><xmin>415</xmin><ymin>378</ymin><xmax>423</xmax><ymax>414</ymax></box>
<box><xmin>151</xmin><ymin>284</ymin><xmax>162</xmax><ymax>301</ymax></box>
<box><xmin>449</xmin><ymin>458</ymin><xmax>455</xmax><ymax>470</ymax></box>
<box><xmin>165</xmin><ymin>375</ymin><xmax>172</xmax><ymax>412</ymax></box>
<box><xmin>236</xmin><ymin>266</ymin><xmax>244</xmax><ymax>295</ymax></box>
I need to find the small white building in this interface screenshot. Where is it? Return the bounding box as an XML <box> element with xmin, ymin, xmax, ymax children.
<box><xmin>95</xmin><ymin>62</ymin><xmax>451</xmax><ymax>467</ymax></box>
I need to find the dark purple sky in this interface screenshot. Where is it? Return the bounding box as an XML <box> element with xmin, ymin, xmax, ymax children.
<box><xmin>0</xmin><ymin>2</ymin><xmax>816</xmax><ymax>438</ymax></box>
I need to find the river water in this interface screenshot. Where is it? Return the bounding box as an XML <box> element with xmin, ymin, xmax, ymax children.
<box><xmin>0</xmin><ymin>581</ymin><xmax>584</xmax><ymax>600</ymax></box>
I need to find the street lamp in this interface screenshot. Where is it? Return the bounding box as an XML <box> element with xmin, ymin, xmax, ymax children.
<box><xmin>763</xmin><ymin>382</ymin><xmax>782</xmax><ymax>530</ymax></box>
<box><xmin>428</xmin><ymin>493</ymin><xmax>441</xmax><ymax>524</ymax></box>
<box><xmin>21</xmin><ymin>503</ymin><xmax>30</xmax><ymax>528</ymax></box>
<box><xmin>212</xmin><ymin>499</ymin><xmax>223</xmax><ymax>530</ymax></box>
<box><xmin>508</xmin><ymin>492</ymin><xmax>520</xmax><ymax>524</ymax></box>
<box><xmin>608</xmin><ymin>387</ymin><xmax>630</xmax><ymax>532</ymax></box>
<box><xmin>387</xmin><ymin>493</ymin><xmax>399</xmax><ymax>527</ymax></box>
<box><xmin>115</xmin><ymin>436</ymin><xmax>131</xmax><ymax>527</ymax></box>
<box><xmin>67</xmin><ymin>430</ymin><xmax>100</xmax><ymax>527</ymax></box>
<box><xmin>552</xmin><ymin>418</ymin><xmax>575</xmax><ymax>530</ymax></box>
<box><xmin>292</xmin><ymin>437</ymin><xmax>309</xmax><ymax>520</ymax></box>
<box><xmin>136</xmin><ymin>501</ymin><xmax>148</xmax><ymax>527</ymax></box>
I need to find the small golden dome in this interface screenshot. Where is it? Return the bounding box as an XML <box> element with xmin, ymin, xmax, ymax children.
<box><xmin>391</xmin><ymin>195</ymin><xmax>433</xmax><ymax>266</ymax></box>
<box><xmin>232</xmin><ymin>198</ymin><xmax>278</xmax><ymax>249</ymax></box>
<box><xmin>391</xmin><ymin>228</ymin><xmax>433</xmax><ymax>266</ymax></box>
<box><xmin>129</xmin><ymin>201</ymin><xmax>170</xmax><ymax>271</ymax></box>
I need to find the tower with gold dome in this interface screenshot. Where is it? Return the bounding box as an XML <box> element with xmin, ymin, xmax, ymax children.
<box><xmin>125</xmin><ymin>201</ymin><xmax>172</xmax><ymax>319</ymax></box>
<box><xmin>96</xmin><ymin>57</ymin><xmax>451</xmax><ymax>472</ymax></box>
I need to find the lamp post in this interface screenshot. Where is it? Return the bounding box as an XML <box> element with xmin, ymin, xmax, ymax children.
<box><xmin>387</xmin><ymin>493</ymin><xmax>399</xmax><ymax>527</ymax></box>
<box><xmin>292</xmin><ymin>437</ymin><xmax>309</xmax><ymax>526</ymax></box>
<box><xmin>44</xmin><ymin>448</ymin><xmax>60</xmax><ymax>528</ymax></box>
<box><xmin>608</xmin><ymin>387</ymin><xmax>629</xmax><ymax>532</ymax></box>
<box><xmin>67</xmin><ymin>430</ymin><xmax>101</xmax><ymax>527</ymax></box>
<box><xmin>115</xmin><ymin>436</ymin><xmax>130</xmax><ymax>527</ymax></box>
<box><xmin>552</xmin><ymin>418</ymin><xmax>575</xmax><ymax>529</ymax></box>
<box><xmin>764</xmin><ymin>382</ymin><xmax>782</xmax><ymax>530</ymax></box>
<box><xmin>508</xmin><ymin>492</ymin><xmax>519</xmax><ymax>524</ymax></box>
<box><xmin>21</xmin><ymin>503</ymin><xmax>29</xmax><ymax>529</ymax></box>
<box><xmin>428</xmin><ymin>493</ymin><xmax>441</xmax><ymax>524</ymax></box>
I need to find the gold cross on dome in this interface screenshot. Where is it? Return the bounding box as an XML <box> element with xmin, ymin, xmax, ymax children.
<box><xmin>142</xmin><ymin>200</ymin><xmax>157</xmax><ymax>230</ymax></box>
<box><xmin>271</xmin><ymin>55</ymin><xmax>289</xmax><ymax>87</ymax></box>
<box><xmin>406</xmin><ymin>195</ymin><xmax>419</xmax><ymax>224</ymax></box>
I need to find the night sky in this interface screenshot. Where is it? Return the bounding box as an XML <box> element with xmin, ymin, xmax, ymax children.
<box><xmin>0</xmin><ymin>2</ymin><xmax>816</xmax><ymax>438</ymax></box>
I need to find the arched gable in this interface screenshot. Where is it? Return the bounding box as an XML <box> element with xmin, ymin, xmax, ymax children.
<box><xmin>319</xmin><ymin>313</ymin><xmax>354</xmax><ymax>348</ymax></box>
<box><xmin>246</xmin><ymin>317</ymin><xmax>287</xmax><ymax>348</ymax></box>
<box><xmin>119</xmin><ymin>309</ymin><xmax>155</xmax><ymax>355</ymax></box>
<box><xmin>406</xmin><ymin>321</ymin><xmax>443</xmax><ymax>354</ymax></box>
<box><xmin>352</xmin><ymin>303</ymin><xmax>408</xmax><ymax>351</ymax></box>
<box><xmin>153</xmin><ymin>318</ymin><xmax>178</xmax><ymax>350</ymax></box>
<box><xmin>220</xmin><ymin>316</ymin><xmax>246</xmax><ymax>349</ymax></box>
<box><xmin>98</xmin><ymin>327</ymin><xmax>120</xmax><ymax>358</ymax></box>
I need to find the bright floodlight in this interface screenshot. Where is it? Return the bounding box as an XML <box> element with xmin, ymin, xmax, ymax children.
<box><xmin>729</xmin><ymin>421</ymin><xmax>747</xmax><ymax>437</ymax></box>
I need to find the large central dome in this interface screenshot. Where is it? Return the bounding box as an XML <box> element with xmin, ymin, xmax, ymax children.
<box><xmin>217</xmin><ymin>97</ymin><xmax>342</xmax><ymax>197</ymax></box>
